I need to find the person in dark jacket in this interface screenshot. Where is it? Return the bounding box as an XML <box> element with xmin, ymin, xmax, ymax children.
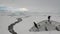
<box><xmin>48</xmin><ymin>16</ymin><xmax>51</xmax><ymax>21</ymax></box>
<box><xmin>48</xmin><ymin>16</ymin><xmax>51</xmax><ymax>24</ymax></box>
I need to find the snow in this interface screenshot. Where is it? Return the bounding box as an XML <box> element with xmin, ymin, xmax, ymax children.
<box><xmin>0</xmin><ymin>15</ymin><xmax>60</xmax><ymax>34</ymax></box>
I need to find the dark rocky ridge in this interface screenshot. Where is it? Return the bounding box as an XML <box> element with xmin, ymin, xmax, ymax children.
<box><xmin>8</xmin><ymin>18</ymin><xmax>22</xmax><ymax>34</ymax></box>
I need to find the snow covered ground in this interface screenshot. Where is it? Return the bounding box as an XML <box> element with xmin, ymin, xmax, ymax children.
<box><xmin>0</xmin><ymin>15</ymin><xmax>60</xmax><ymax>34</ymax></box>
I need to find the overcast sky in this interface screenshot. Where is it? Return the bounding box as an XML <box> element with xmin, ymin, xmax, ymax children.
<box><xmin>0</xmin><ymin>0</ymin><xmax>60</xmax><ymax>15</ymax></box>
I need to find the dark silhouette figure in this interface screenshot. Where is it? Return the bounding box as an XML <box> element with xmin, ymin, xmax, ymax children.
<box><xmin>8</xmin><ymin>18</ymin><xmax>22</xmax><ymax>34</ymax></box>
<box><xmin>55</xmin><ymin>26</ymin><xmax>60</xmax><ymax>31</ymax></box>
<box><xmin>48</xmin><ymin>16</ymin><xmax>51</xmax><ymax>24</ymax></box>
<box><xmin>33</xmin><ymin>22</ymin><xmax>39</xmax><ymax>29</ymax></box>
<box><xmin>45</xmin><ymin>27</ymin><xmax>48</xmax><ymax>31</ymax></box>
<box><xmin>48</xmin><ymin>16</ymin><xmax>51</xmax><ymax>21</ymax></box>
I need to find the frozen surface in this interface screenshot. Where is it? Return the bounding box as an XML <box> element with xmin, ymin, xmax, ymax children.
<box><xmin>0</xmin><ymin>15</ymin><xmax>60</xmax><ymax>34</ymax></box>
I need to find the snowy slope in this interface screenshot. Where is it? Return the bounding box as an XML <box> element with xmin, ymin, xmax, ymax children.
<box><xmin>0</xmin><ymin>15</ymin><xmax>60</xmax><ymax>34</ymax></box>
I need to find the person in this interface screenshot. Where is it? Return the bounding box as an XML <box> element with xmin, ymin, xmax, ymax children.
<box><xmin>48</xmin><ymin>16</ymin><xmax>51</xmax><ymax>21</ymax></box>
<box><xmin>48</xmin><ymin>16</ymin><xmax>51</xmax><ymax>24</ymax></box>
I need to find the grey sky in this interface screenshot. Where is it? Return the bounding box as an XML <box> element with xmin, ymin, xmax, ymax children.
<box><xmin>0</xmin><ymin>0</ymin><xmax>60</xmax><ymax>15</ymax></box>
<box><xmin>0</xmin><ymin>0</ymin><xmax>59</xmax><ymax>8</ymax></box>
